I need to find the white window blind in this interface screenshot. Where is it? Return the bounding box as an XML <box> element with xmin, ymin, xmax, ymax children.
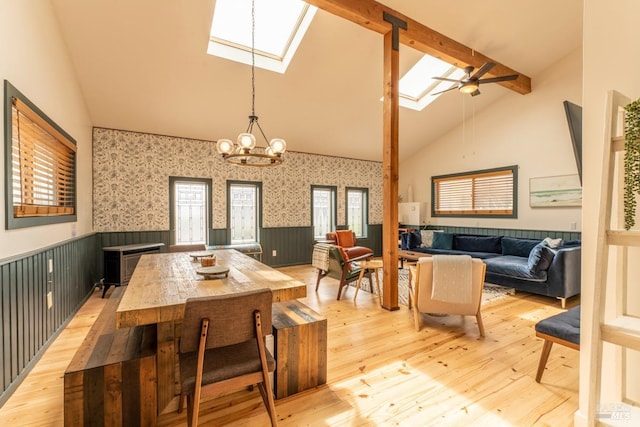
<box><xmin>433</xmin><ymin>168</ymin><xmax>515</xmax><ymax>216</ymax></box>
<box><xmin>11</xmin><ymin>98</ymin><xmax>76</xmax><ymax>218</ymax></box>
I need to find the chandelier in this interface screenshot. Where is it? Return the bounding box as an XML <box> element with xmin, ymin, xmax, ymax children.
<box><xmin>216</xmin><ymin>0</ymin><xmax>286</xmax><ymax>166</ymax></box>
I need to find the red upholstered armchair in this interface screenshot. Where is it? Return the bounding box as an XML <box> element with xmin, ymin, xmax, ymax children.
<box><xmin>325</xmin><ymin>230</ymin><xmax>373</xmax><ymax>260</ymax></box>
<box><xmin>313</xmin><ymin>231</ymin><xmax>374</xmax><ymax>300</ymax></box>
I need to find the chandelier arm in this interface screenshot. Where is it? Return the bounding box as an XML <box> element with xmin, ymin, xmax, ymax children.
<box><xmin>253</xmin><ymin>119</ymin><xmax>270</xmax><ymax>143</ymax></box>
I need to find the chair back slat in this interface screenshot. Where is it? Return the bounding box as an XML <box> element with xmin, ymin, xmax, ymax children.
<box><xmin>179</xmin><ymin>288</ymin><xmax>273</xmax><ymax>353</ymax></box>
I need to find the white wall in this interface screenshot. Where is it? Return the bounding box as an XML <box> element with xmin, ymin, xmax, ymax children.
<box><xmin>577</xmin><ymin>0</ymin><xmax>640</xmax><ymax>425</ymax></box>
<box><xmin>0</xmin><ymin>1</ymin><xmax>93</xmax><ymax>259</ymax></box>
<box><xmin>400</xmin><ymin>48</ymin><xmax>583</xmax><ymax>232</ymax></box>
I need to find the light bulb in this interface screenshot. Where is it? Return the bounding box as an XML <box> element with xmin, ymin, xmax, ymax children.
<box><xmin>459</xmin><ymin>82</ymin><xmax>479</xmax><ymax>94</ymax></box>
<box><xmin>216</xmin><ymin>139</ymin><xmax>234</xmax><ymax>155</ymax></box>
<box><xmin>237</xmin><ymin>133</ymin><xmax>256</xmax><ymax>150</ymax></box>
<box><xmin>269</xmin><ymin>138</ymin><xmax>286</xmax><ymax>154</ymax></box>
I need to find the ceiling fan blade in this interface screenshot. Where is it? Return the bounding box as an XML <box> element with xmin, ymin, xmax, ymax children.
<box><xmin>477</xmin><ymin>74</ymin><xmax>519</xmax><ymax>84</ymax></box>
<box><xmin>469</xmin><ymin>62</ymin><xmax>495</xmax><ymax>80</ymax></box>
<box><xmin>431</xmin><ymin>85</ymin><xmax>458</xmax><ymax>96</ymax></box>
<box><xmin>471</xmin><ymin>89</ymin><xmax>481</xmax><ymax>97</ymax></box>
<box><xmin>432</xmin><ymin>76</ymin><xmax>461</xmax><ymax>83</ymax></box>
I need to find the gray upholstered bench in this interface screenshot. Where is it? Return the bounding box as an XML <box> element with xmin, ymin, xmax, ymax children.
<box><xmin>534</xmin><ymin>305</ymin><xmax>580</xmax><ymax>382</ymax></box>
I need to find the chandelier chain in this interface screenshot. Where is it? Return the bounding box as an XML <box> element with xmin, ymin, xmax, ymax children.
<box><xmin>251</xmin><ymin>0</ymin><xmax>256</xmax><ymax>117</ymax></box>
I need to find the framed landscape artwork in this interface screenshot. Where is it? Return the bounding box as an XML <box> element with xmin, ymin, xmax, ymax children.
<box><xmin>530</xmin><ymin>174</ymin><xmax>582</xmax><ymax>207</ymax></box>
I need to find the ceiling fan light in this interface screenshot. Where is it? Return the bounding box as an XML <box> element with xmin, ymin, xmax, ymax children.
<box><xmin>459</xmin><ymin>82</ymin><xmax>479</xmax><ymax>94</ymax></box>
<box><xmin>216</xmin><ymin>138</ymin><xmax>234</xmax><ymax>155</ymax></box>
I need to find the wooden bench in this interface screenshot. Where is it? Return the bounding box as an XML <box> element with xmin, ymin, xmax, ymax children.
<box><xmin>64</xmin><ymin>287</ymin><xmax>158</xmax><ymax>426</ymax></box>
<box><xmin>272</xmin><ymin>300</ymin><xmax>327</xmax><ymax>399</ymax></box>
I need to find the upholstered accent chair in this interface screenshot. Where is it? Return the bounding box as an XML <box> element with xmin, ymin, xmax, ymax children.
<box><xmin>177</xmin><ymin>289</ymin><xmax>277</xmax><ymax>426</ymax></box>
<box><xmin>325</xmin><ymin>230</ymin><xmax>373</xmax><ymax>260</ymax></box>
<box><xmin>313</xmin><ymin>243</ymin><xmax>373</xmax><ymax>300</ymax></box>
<box><xmin>534</xmin><ymin>305</ymin><xmax>580</xmax><ymax>382</ymax></box>
<box><xmin>408</xmin><ymin>256</ymin><xmax>487</xmax><ymax>336</ymax></box>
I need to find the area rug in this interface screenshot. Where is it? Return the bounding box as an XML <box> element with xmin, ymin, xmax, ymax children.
<box><xmin>353</xmin><ymin>268</ymin><xmax>514</xmax><ymax>306</ymax></box>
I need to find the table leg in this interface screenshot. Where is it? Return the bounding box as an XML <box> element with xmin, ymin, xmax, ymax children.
<box><xmin>354</xmin><ymin>268</ymin><xmax>366</xmax><ymax>301</ymax></box>
<box><xmin>156</xmin><ymin>321</ymin><xmax>180</xmax><ymax>414</ymax></box>
<box><xmin>373</xmin><ymin>268</ymin><xmax>382</xmax><ymax>305</ymax></box>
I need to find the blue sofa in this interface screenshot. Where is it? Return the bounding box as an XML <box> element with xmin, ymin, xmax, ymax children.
<box><xmin>401</xmin><ymin>232</ymin><xmax>581</xmax><ymax>307</ymax></box>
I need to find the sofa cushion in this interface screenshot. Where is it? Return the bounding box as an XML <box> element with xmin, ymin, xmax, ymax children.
<box><xmin>417</xmin><ymin>248</ymin><xmax>501</xmax><ymax>260</ymax></box>
<box><xmin>527</xmin><ymin>243</ymin><xmax>555</xmax><ymax>274</ymax></box>
<box><xmin>408</xmin><ymin>231</ymin><xmax>422</xmax><ymax>249</ymax></box>
<box><xmin>483</xmin><ymin>256</ymin><xmax>547</xmax><ymax>281</ymax></box>
<box><xmin>420</xmin><ymin>230</ymin><xmax>442</xmax><ymax>248</ymax></box>
<box><xmin>431</xmin><ymin>232</ymin><xmax>454</xmax><ymax>250</ymax></box>
<box><xmin>453</xmin><ymin>235</ymin><xmax>502</xmax><ymax>253</ymax></box>
<box><xmin>501</xmin><ymin>237</ymin><xmax>541</xmax><ymax>257</ymax></box>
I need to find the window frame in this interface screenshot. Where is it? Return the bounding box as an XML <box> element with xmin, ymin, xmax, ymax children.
<box><xmin>431</xmin><ymin>165</ymin><xmax>518</xmax><ymax>218</ymax></box>
<box><xmin>311</xmin><ymin>185</ymin><xmax>337</xmax><ymax>240</ymax></box>
<box><xmin>227</xmin><ymin>180</ymin><xmax>262</xmax><ymax>244</ymax></box>
<box><xmin>345</xmin><ymin>187</ymin><xmax>368</xmax><ymax>238</ymax></box>
<box><xmin>169</xmin><ymin>177</ymin><xmax>212</xmax><ymax>246</ymax></box>
<box><xmin>4</xmin><ymin>80</ymin><xmax>77</xmax><ymax>229</ymax></box>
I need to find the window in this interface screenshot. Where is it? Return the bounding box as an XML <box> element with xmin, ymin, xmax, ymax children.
<box><xmin>228</xmin><ymin>181</ymin><xmax>261</xmax><ymax>244</ymax></box>
<box><xmin>432</xmin><ymin>166</ymin><xmax>517</xmax><ymax>218</ymax></box>
<box><xmin>170</xmin><ymin>177</ymin><xmax>211</xmax><ymax>245</ymax></box>
<box><xmin>4</xmin><ymin>80</ymin><xmax>77</xmax><ymax>229</ymax></box>
<box><xmin>312</xmin><ymin>186</ymin><xmax>336</xmax><ymax>239</ymax></box>
<box><xmin>346</xmin><ymin>187</ymin><xmax>368</xmax><ymax>238</ymax></box>
<box><xmin>398</xmin><ymin>55</ymin><xmax>466</xmax><ymax>111</ymax></box>
<box><xmin>208</xmin><ymin>0</ymin><xmax>317</xmax><ymax>73</ymax></box>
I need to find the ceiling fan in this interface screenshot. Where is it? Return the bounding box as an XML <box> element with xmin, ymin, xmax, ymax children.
<box><xmin>432</xmin><ymin>62</ymin><xmax>519</xmax><ymax>97</ymax></box>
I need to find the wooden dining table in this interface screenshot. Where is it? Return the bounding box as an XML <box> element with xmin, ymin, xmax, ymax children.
<box><xmin>116</xmin><ymin>249</ymin><xmax>307</xmax><ymax>414</ymax></box>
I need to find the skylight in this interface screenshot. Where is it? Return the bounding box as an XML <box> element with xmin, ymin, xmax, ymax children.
<box><xmin>398</xmin><ymin>55</ymin><xmax>466</xmax><ymax>111</ymax></box>
<box><xmin>208</xmin><ymin>0</ymin><xmax>317</xmax><ymax>74</ymax></box>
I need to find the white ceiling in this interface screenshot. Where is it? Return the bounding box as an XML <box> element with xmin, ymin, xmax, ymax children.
<box><xmin>50</xmin><ymin>0</ymin><xmax>582</xmax><ymax>162</ymax></box>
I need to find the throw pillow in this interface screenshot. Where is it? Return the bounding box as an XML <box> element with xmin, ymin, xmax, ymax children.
<box><xmin>408</xmin><ymin>231</ymin><xmax>422</xmax><ymax>249</ymax></box>
<box><xmin>420</xmin><ymin>230</ymin><xmax>444</xmax><ymax>248</ymax></box>
<box><xmin>400</xmin><ymin>232</ymin><xmax>410</xmax><ymax>250</ymax></box>
<box><xmin>543</xmin><ymin>237</ymin><xmax>564</xmax><ymax>248</ymax></box>
<box><xmin>335</xmin><ymin>230</ymin><xmax>355</xmax><ymax>247</ymax></box>
<box><xmin>527</xmin><ymin>243</ymin><xmax>555</xmax><ymax>274</ymax></box>
<box><xmin>501</xmin><ymin>237</ymin><xmax>541</xmax><ymax>257</ymax></box>
<box><xmin>431</xmin><ymin>232</ymin><xmax>454</xmax><ymax>250</ymax></box>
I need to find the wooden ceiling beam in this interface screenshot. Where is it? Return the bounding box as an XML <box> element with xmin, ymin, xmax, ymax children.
<box><xmin>306</xmin><ymin>0</ymin><xmax>532</xmax><ymax>95</ymax></box>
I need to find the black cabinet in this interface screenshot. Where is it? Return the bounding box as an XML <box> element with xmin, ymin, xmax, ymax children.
<box><xmin>102</xmin><ymin>243</ymin><xmax>164</xmax><ymax>297</ymax></box>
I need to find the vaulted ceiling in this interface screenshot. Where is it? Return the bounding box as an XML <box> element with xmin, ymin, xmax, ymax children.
<box><xmin>50</xmin><ymin>0</ymin><xmax>582</xmax><ymax>162</ymax></box>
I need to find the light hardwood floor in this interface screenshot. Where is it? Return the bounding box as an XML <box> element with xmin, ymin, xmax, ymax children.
<box><xmin>0</xmin><ymin>264</ymin><xmax>579</xmax><ymax>426</ymax></box>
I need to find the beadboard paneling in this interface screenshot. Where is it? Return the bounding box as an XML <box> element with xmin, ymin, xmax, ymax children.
<box><xmin>425</xmin><ymin>226</ymin><xmax>581</xmax><ymax>242</ymax></box>
<box><xmin>0</xmin><ymin>234</ymin><xmax>100</xmax><ymax>406</ymax></box>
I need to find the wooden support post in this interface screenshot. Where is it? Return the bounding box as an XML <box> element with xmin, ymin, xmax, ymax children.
<box><xmin>380</xmin><ymin>13</ymin><xmax>404</xmax><ymax>311</ymax></box>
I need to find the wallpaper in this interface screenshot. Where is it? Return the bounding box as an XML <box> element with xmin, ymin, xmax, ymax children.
<box><xmin>93</xmin><ymin>128</ymin><xmax>383</xmax><ymax>231</ymax></box>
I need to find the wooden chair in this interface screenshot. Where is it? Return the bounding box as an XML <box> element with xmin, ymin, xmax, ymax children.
<box><xmin>177</xmin><ymin>289</ymin><xmax>277</xmax><ymax>426</ymax></box>
<box><xmin>408</xmin><ymin>256</ymin><xmax>487</xmax><ymax>336</ymax></box>
<box><xmin>534</xmin><ymin>305</ymin><xmax>580</xmax><ymax>382</ymax></box>
<box><xmin>314</xmin><ymin>244</ymin><xmax>372</xmax><ymax>300</ymax></box>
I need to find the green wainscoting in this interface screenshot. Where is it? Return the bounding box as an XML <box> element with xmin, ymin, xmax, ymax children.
<box><xmin>0</xmin><ymin>234</ymin><xmax>101</xmax><ymax>406</ymax></box>
<box><xmin>423</xmin><ymin>225</ymin><xmax>581</xmax><ymax>241</ymax></box>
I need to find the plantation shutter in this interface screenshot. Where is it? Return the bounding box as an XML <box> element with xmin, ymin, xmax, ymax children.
<box><xmin>11</xmin><ymin>98</ymin><xmax>76</xmax><ymax>217</ymax></box>
<box><xmin>434</xmin><ymin>169</ymin><xmax>514</xmax><ymax>215</ymax></box>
